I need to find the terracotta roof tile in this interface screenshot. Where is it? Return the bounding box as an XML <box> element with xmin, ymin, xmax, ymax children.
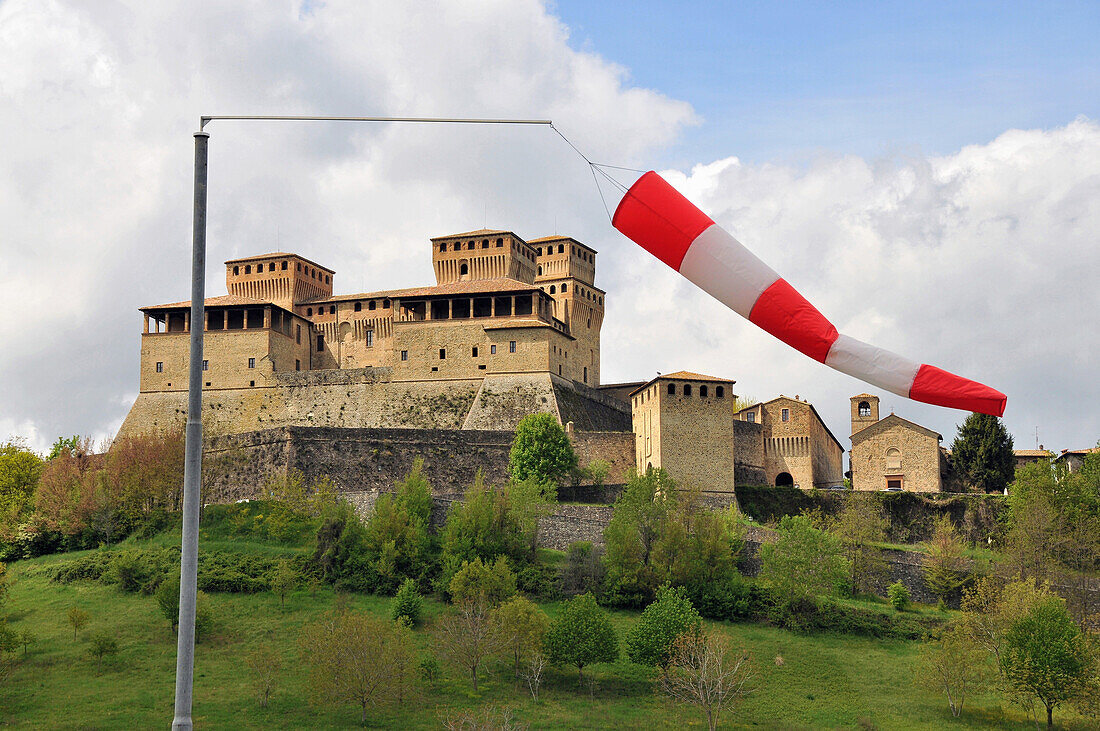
<box><xmin>141</xmin><ymin>294</ymin><xmax>270</xmax><ymax>310</ymax></box>
<box><xmin>312</xmin><ymin>278</ymin><xmax>538</xmax><ymax>302</ymax></box>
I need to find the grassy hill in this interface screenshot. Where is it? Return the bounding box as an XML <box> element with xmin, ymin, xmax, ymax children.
<box><xmin>0</xmin><ymin>515</ymin><xmax>1092</xmax><ymax>729</ymax></box>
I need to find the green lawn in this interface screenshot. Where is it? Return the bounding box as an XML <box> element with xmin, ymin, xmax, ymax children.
<box><xmin>1</xmin><ymin>546</ymin><xmax>1093</xmax><ymax>729</ymax></box>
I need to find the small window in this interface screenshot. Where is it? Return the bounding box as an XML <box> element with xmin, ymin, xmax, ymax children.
<box><xmin>383</xmin><ymin>299</ymin><xmax>390</xmax><ymax>309</ymax></box>
<box><xmin>746</xmin><ymin>411</ymin><xmax>756</xmax><ymax>423</ymax></box>
<box><xmin>667</xmin><ymin>383</ymin><xmax>675</xmax><ymax>395</ymax></box>
<box><xmin>201</xmin><ymin>360</ymin><xmax>208</xmax><ymax>371</ymax></box>
<box><xmin>684</xmin><ymin>384</ymin><xmax>692</xmax><ymax>396</ymax></box>
<box><xmin>439</xmin><ymin>348</ymin><xmax>446</xmax><ymax>359</ymax></box>
<box><xmin>233</xmin><ymin>265</ymin><xmax>239</xmax><ymax>275</ymax></box>
<box><xmin>248</xmin><ymin>358</ymin><xmax>255</xmax><ymax>369</ymax></box>
<box><xmin>558</xmin><ymin>244</ymin><xmax>564</xmax><ymax>253</ymax></box>
<box><xmin>496</xmin><ymin>238</ymin><xmax>503</xmax><ymax>247</ymax></box>
<box><xmin>295</xmin><ymin>359</ymin><xmax>301</xmax><ymax>371</ymax></box>
<box><xmin>244</xmin><ymin>265</ymin><xmax>251</xmax><ymax>274</ymax></box>
<box><xmin>537</xmin><ymin>265</ymin><xmax>543</xmax><ymax>275</ymax></box>
<box><xmin>329</xmin><ymin>306</ymin><xmax>335</xmax><ymax>314</ymax></box>
<box><xmin>281</xmin><ymin>261</ymin><xmax>288</xmax><ymax>270</ymax></box>
<box><xmin>858</xmin><ymin>401</ymin><xmax>872</xmax><ymax>417</ymax></box>
<box><xmin>325</xmin><ymin>275</ymin><xmax>330</xmax><ymax>284</ymax></box>
<box><xmin>700</xmin><ymin>385</ymin><xmax>708</xmax><ymax>397</ymax></box>
<box><xmin>268</xmin><ymin>262</ymin><xmax>275</xmax><ymax>271</ymax></box>
<box><xmin>155</xmin><ymin>362</ymin><xmax>163</xmax><ymax>373</ymax></box>
<box><xmin>460</xmin><ymin>263</ymin><xmax>469</xmax><ymax>275</ymax></box>
<box><xmin>509</xmin><ymin>341</ymin><xmax>516</xmax><ymax>353</ymax></box>
<box><xmin>549</xmin><ymin>285</ymin><xmax>556</xmax><ymax>294</ymax></box>
<box><xmin>354</xmin><ymin>302</ymin><xmax>362</xmax><ymax>312</ymax></box>
<box><xmin>490</xmin><ymin>345</ymin><xmax>497</xmax><ymax>354</ymax></box>
<box><xmin>401</xmin><ymin>350</ymin><xmax>408</xmax><ymax>361</ymax></box>
<box><xmin>482</xmin><ymin>240</ymin><xmax>489</xmax><ymax>248</ymax></box>
<box><xmin>205</xmin><ymin>382</ymin><xmax>210</xmax><ymax>387</ymax></box>
<box><xmin>439</xmin><ymin>243</ymin><xmax>447</xmax><ymax>252</ymax></box>
<box><xmin>583</xmin><ymin>367</ymin><xmax>588</xmax><ymax>383</ymax></box>
<box><xmin>716</xmin><ymin>386</ymin><xmax>724</xmax><ymax>398</ymax></box>
<box><xmin>369</xmin><ymin>301</ymin><xmax>376</xmax><ymax>311</ymax></box>
<box><xmin>296</xmin><ymin>263</ymin><xmax>301</xmax><ymax>271</ymax></box>
<box><xmin>249</xmin><ymin>380</ymin><xmax>255</xmax><ymax>387</ymax></box>
<box><xmin>782</xmin><ymin>408</ymin><xmax>790</xmax><ymax>422</ymax></box>
<box><xmin>307</xmin><ymin>308</ymin><xmax>313</xmax><ymax>316</ymax></box>
<box><xmin>561</xmin><ymin>283</ymin><xmax>567</xmax><ymax>292</ymax></box>
<box><xmin>472</xmin><ymin>346</ymin><xmax>479</xmax><ymax>357</ymax></box>
<box><xmin>366</xmin><ymin>331</ymin><xmax>374</xmax><ymax>347</ymax></box>
<box><xmin>316</xmin><ymin>335</ymin><xmax>324</xmax><ymax>352</ymax></box>
<box><xmin>296</xmin><ymin>324</ymin><xmax>301</xmax><ymax>344</ymax></box>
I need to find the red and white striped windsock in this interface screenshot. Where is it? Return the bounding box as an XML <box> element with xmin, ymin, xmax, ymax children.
<box><xmin>612</xmin><ymin>171</ymin><xmax>1007</xmax><ymax>417</ymax></box>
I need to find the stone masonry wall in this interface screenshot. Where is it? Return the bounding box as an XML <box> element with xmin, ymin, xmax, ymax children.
<box><xmin>569</xmin><ymin>430</ymin><xmax>635</xmax><ymax>484</ymax></box>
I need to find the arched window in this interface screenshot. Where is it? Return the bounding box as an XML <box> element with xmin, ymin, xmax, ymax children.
<box><xmin>561</xmin><ymin>283</ymin><xmax>568</xmax><ymax>292</ymax></box>
<box><xmin>667</xmin><ymin>383</ymin><xmax>675</xmax><ymax>395</ymax></box>
<box><xmin>269</xmin><ymin>262</ymin><xmax>275</xmax><ymax>271</ymax></box>
<box><xmin>468</xmin><ymin>241</ymin><xmax>475</xmax><ymax>250</ymax></box>
<box><xmin>496</xmin><ymin>238</ymin><xmax>503</xmax><ymax>247</ymax></box>
<box><xmin>306</xmin><ymin>308</ymin><xmax>313</xmax><ymax>316</ymax></box>
<box><xmin>558</xmin><ymin>244</ymin><xmax>564</xmax><ymax>253</ymax></box>
<box><xmin>775</xmin><ymin>472</ymin><xmax>794</xmax><ymax>487</ymax></box>
<box><xmin>549</xmin><ymin>285</ymin><xmax>556</xmax><ymax>294</ymax></box>
<box><xmin>439</xmin><ymin>243</ymin><xmax>447</xmax><ymax>252</ymax></box>
<box><xmin>329</xmin><ymin>306</ymin><xmax>335</xmax><ymax>314</ymax></box>
<box><xmin>859</xmin><ymin>401</ymin><xmax>872</xmax><ymax>417</ymax></box>
<box><xmin>368</xmin><ymin>301</ymin><xmax>376</xmax><ymax>311</ymax></box>
<box><xmin>233</xmin><ymin>266</ymin><xmax>239</xmax><ymax>275</ymax></box>
<box><xmin>383</xmin><ymin>299</ymin><xmax>390</xmax><ymax>308</ymax></box>
<box><xmin>700</xmin><ymin>385</ymin><xmax>708</xmax><ymax>397</ymax></box>
<box><xmin>537</xmin><ymin>265</ymin><xmax>542</xmax><ymax>275</ymax></box>
<box><xmin>281</xmin><ymin>261</ymin><xmax>288</xmax><ymax>270</ymax></box>
<box><xmin>482</xmin><ymin>239</ymin><xmax>489</xmax><ymax>248</ymax></box>
<box><xmin>460</xmin><ymin>262</ymin><xmax>469</xmax><ymax>276</ymax></box>
<box><xmin>244</xmin><ymin>265</ymin><xmax>251</xmax><ymax>274</ymax></box>
<box><xmin>886</xmin><ymin>448</ymin><xmax>902</xmax><ymax>471</ymax></box>
<box><xmin>716</xmin><ymin>386</ymin><xmax>725</xmax><ymax>398</ymax></box>
<box><xmin>683</xmin><ymin>384</ymin><xmax>692</xmax><ymax>396</ymax></box>
<box><xmin>354</xmin><ymin>302</ymin><xmax>362</xmax><ymax>312</ymax></box>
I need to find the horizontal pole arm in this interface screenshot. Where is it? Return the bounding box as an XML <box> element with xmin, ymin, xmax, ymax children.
<box><xmin>200</xmin><ymin>115</ymin><xmax>552</xmax><ymax>130</ymax></box>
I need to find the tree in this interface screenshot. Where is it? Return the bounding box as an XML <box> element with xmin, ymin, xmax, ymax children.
<box><xmin>602</xmin><ymin>468</ymin><xmax>677</xmax><ymax>607</ymax></box>
<box><xmin>0</xmin><ymin>440</ymin><xmax>43</xmax><ymax>533</ymax></box>
<box><xmin>448</xmin><ymin>556</ymin><xmax>517</xmax><ymax>606</ymax></box>
<box><xmin>435</xmin><ymin>599</ymin><xmax>503</xmax><ymax>692</ymax></box>
<box><xmin>758</xmin><ymin>515</ymin><xmax>848</xmax><ymax>605</ymax></box>
<box><xmin>922</xmin><ymin>516</ymin><xmax>968</xmax><ymax>606</ymax></box>
<box><xmin>658</xmin><ymin>630</ymin><xmax>754</xmax><ymax>731</ymax></box>
<box><xmin>544</xmin><ymin>593</ymin><xmax>618</xmax><ymax>681</ymax></box>
<box><xmin>1001</xmin><ymin>597</ymin><xmax>1094</xmax><ymax>729</ymax></box>
<box><xmin>362</xmin><ymin>458</ymin><xmax>436</xmax><ymax>593</ymax></box>
<box><xmin>300</xmin><ymin>610</ymin><xmax>416</xmax><ymax>723</ymax></box>
<box><xmin>391</xmin><ymin>578</ymin><xmax>423</xmax><ymax>625</ymax></box>
<box><xmin>246</xmin><ymin>646</ymin><xmax>282</xmax><ymax>708</ymax></box>
<box><xmin>495</xmin><ymin>596</ymin><xmax>549</xmax><ymax>678</ymax></box>
<box><xmin>271</xmin><ymin>559</ymin><xmax>298</xmax><ymax>610</ymax></box>
<box><xmin>509</xmin><ymin>413</ymin><xmax>577</xmax><ymax>488</ymax></box>
<box><xmin>68</xmin><ymin>607</ymin><xmax>90</xmax><ymax>640</ymax></box>
<box><xmin>626</xmin><ymin>584</ymin><xmax>702</xmax><ymax>670</ymax></box>
<box><xmin>829</xmin><ymin>496</ymin><xmax>890</xmax><ymax>596</ymax></box>
<box><xmin>558</xmin><ymin>541</ymin><xmax>607</xmax><ymax>597</ymax></box>
<box><xmin>918</xmin><ymin>623</ymin><xmax>989</xmax><ymax>718</ymax></box>
<box><xmin>156</xmin><ymin>574</ymin><xmax>181</xmax><ymax>631</ymax></box>
<box><xmin>951</xmin><ymin>413</ymin><xmax>1014</xmax><ymax>493</ymax></box>
<box><xmin>86</xmin><ymin>630</ymin><xmax>119</xmax><ymax>671</ymax></box>
<box><xmin>887</xmin><ymin>582</ymin><xmax>911</xmax><ymax>611</ymax></box>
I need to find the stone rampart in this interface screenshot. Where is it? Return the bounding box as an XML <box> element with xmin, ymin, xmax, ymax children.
<box><xmin>569</xmin><ymin>430</ymin><xmax>635</xmax><ymax>484</ymax></box>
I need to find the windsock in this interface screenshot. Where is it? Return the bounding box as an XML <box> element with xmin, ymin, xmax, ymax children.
<box><xmin>612</xmin><ymin>171</ymin><xmax>1006</xmax><ymax>417</ymax></box>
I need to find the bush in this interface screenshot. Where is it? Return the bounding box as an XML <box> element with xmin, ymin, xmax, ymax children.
<box><xmin>888</xmin><ymin>582</ymin><xmax>911</xmax><ymax>611</ymax></box>
<box><xmin>156</xmin><ymin>573</ymin><xmax>181</xmax><ymax>631</ymax></box>
<box><xmin>683</xmin><ymin>575</ymin><xmax>767</xmax><ymax>622</ymax></box>
<box><xmin>558</xmin><ymin>541</ymin><xmax>606</xmax><ymax>598</ymax></box>
<box><xmin>109</xmin><ymin>550</ymin><xmax>156</xmax><ymax>593</ymax></box>
<box><xmin>516</xmin><ymin>562</ymin><xmax>557</xmax><ymax>599</ymax></box>
<box><xmin>391</xmin><ymin>578</ymin><xmax>423</xmax><ymax>625</ymax></box>
<box><xmin>448</xmin><ymin>556</ymin><xmax>516</xmax><ymax>605</ymax></box>
<box><xmin>544</xmin><ymin>592</ymin><xmax>619</xmax><ymax>680</ymax></box>
<box><xmin>767</xmin><ymin>596</ymin><xmax>933</xmax><ymax>639</ymax></box>
<box><xmin>86</xmin><ymin>630</ymin><xmax>119</xmax><ymax>670</ymax></box>
<box><xmin>626</xmin><ymin>585</ymin><xmax>703</xmax><ymax>669</ymax></box>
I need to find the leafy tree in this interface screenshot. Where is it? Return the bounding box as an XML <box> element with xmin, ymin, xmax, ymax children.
<box><xmin>1001</xmin><ymin>597</ymin><xmax>1094</xmax><ymax>729</ymax></box>
<box><xmin>887</xmin><ymin>581</ymin><xmax>911</xmax><ymax>611</ymax></box>
<box><xmin>626</xmin><ymin>584</ymin><xmax>702</xmax><ymax>670</ymax></box>
<box><xmin>17</xmin><ymin>629</ymin><xmax>37</xmax><ymax>657</ymax></box>
<box><xmin>653</xmin><ymin>496</ymin><xmax>745</xmax><ymax>613</ymax></box>
<box><xmin>363</xmin><ymin>458</ymin><xmax>436</xmax><ymax>593</ymax></box>
<box><xmin>504</xmin><ymin>477</ymin><xmax>556</xmax><ymax>557</ymax></box>
<box><xmin>586</xmin><ymin>459</ymin><xmax>611</xmax><ymax>488</ymax></box>
<box><xmin>544</xmin><ymin>592</ymin><xmax>618</xmax><ymax>680</ymax></box>
<box><xmin>156</xmin><ymin>573</ymin><xmax>181</xmax><ymax>631</ymax></box>
<box><xmin>68</xmin><ymin>607</ymin><xmax>90</xmax><ymax>640</ymax></box>
<box><xmin>437</xmin><ymin>472</ymin><xmax>528</xmax><ymax>593</ymax></box>
<box><xmin>659</xmin><ymin>630</ymin><xmax>754</xmax><ymax>731</ymax></box>
<box><xmin>271</xmin><ymin>559</ymin><xmax>298</xmax><ymax>610</ymax></box>
<box><xmin>300</xmin><ymin>610</ymin><xmax>416</xmax><ymax>724</ymax></box>
<box><xmin>918</xmin><ymin>622</ymin><xmax>989</xmax><ymax>718</ymax></box>
<box><xmin>448</xmin><ymin>556</ymin><xmax>517</xmax><ymax>606</ymax></box>
<box><xmin>434</xmin><ymin>599</ymin><xmax>503</xmax><ymax>692</ymax></box>
<box><xmin>0</xmin><ymin>440</ymin><xmax>44</xmax><ymax>533</ymax></box>
<box><xmin>922</xmin><ymin>516</ymin><xmax>967</xmax><ymax>606</ymax></box>
<box><xmin>602</xmin><ymin>468</ymin><xmax>677</xmax><ymax>607</ymax></box>
<box><xmin>390</xmin><ymin>578</ymin><xmax>423</xmax><ymax>625</ymax></box>
<box><xmin>951</xmin><ymin>413</ymin><xmax>1014</xmax><ymax>493</ymax></box>
<box><xmin>312</xmin><ymin>501</ymin><xmax>373</xmax><ymax>592</ymax></box>
<box><xmin>104</xmin><ymin>430</ymin><xmax>184</xmax><ymax>515</ymax></box>
<box><xmin>558</xmin><ymin>541</ymin><xmax>606</xmax><ymax>597</ymax></box>
<box><xmin>759</xmin><ymin>515</ymin><xmax>848</xmax><ymax>605</ymax></box>
<box><xmin>47</xmin><ymin>435</ymin><xmax>82</xmax><ymax>461</ymax></box>
<box><xmin>495</xmin><ymin>595</ymin><xmax>549</xmax><ymax>678</ymax></box>
<box><xmin>86</xmin><ymin>630</ymin><xmax>119</xmax><ymax>671</ymax></box>
<box><xmin>509</xmin><ymin>413</ymin><xmax>577</xmax><ymax>488</ymax></box>
<box><xmin>829</xmin><ymin>497</ymin><xmax>890</xmax><ymax>596</ymax></box>
<box><xmin>957</xmin><ymin>577</ymin><xmax>1051</xmax><ymax>670</ymax></box>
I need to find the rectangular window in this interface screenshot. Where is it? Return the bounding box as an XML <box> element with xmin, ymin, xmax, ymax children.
<box><xmin>746</xmin><ymin>411</ymin><xmax>756</xmax><ymax>423</ymax></box>
<box><xmin>583</xmin><ymin>366</ymin><xmax>587</xmax><ymax>383</ymax></box>
<box><xmin>295</xmin><ymin>359</ymin><xmax>301</xmax><ymax>371</ymax></box>
<box><xmin>439</xmin><ymin>348</ymin><xmax>446</xmax><ymax>359</ymax></box>
<box><xmin>366</xmin><ymin>331</ymin><xmax>374</xmax><ymax>347</ymax></box>
<box><xmin>490</xmin><ymin>345</ymin><xmax>496</xmax><ymax>354</ymax></box>
<box><xmin>202</xmin><ymin>360</ymin><xmax>208</xmax><ymax>371</ymax></box>
<box><xmin>248</xmin><ymin>358</ymin><xmax>255</xmax><ymax>369</ymax></box>
<box><xmin>155</xmin><ymin>362</ymin><xmax>163</xmax><ymax>373</ymax></box>
<box><xmin>781</xmin><ymin>408</ymin><xmax>790</xmax><ymax>422</ymax></box>
<box><xmin>317</xmin><ymin>335</ymin><xmax>324</xmax><ymax>352</ymax></box>
<box><xmin>509</xmin><ymin>341</ymin><xmax>516</xmax><ymax>353</ymax></box>
<box><xmin>472</xmin><ymin>346</ymin><xmax>479</xmax><ymax>357</ymax></box>
<box><xmin>296</xmin><ymin>325</ymin><xmax>301</xmax><ymax>344</ymax></box>
<box><xmin>401</xmin><ymin>350</ymin><xmax>408</xmax><ymax>361</ymax></box>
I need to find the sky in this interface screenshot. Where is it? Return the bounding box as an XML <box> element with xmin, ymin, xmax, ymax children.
<box><xmin>0</xmin><ymin>0</ymin><xmax>1097</xmax><ymax>457</ymax></box>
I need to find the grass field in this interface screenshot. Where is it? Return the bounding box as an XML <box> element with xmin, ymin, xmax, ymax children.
<box><xmin>0</xmin><ymin>532</ymin><xmax>1093</xmax><ymax>729</ymax></box>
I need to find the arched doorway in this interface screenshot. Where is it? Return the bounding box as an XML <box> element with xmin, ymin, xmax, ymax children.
<box><xmin>775</xmin><ymin>472</ymin><xmax>794</xmax><ymax>487</ymax></box>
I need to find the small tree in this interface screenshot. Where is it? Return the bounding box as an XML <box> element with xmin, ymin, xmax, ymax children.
<box><xmin>544</xmin><ymin>593</ymin><xmax>618</xmax><ymax>681</ymax></box>
<box><xmin>602</xmin><ymin>468</ymin><xmax>678</xmax><ymax>607</ymax></box>
<box><xmin>922</xmin><ymin>516</ymin><xmax>968</xmax><ymax>607</ymax></box>
<box><xmin>391</xmin><ymin>578</ymin><xmax>423</xmax><ymax>626</ymax></box>
<box><xmin>759</xmin><ymin>515</ymin><xmax>848</xmax><ymax>605</ymax></box>
<box><xmin>86</xmin><ymin>630</ymin><xmax>119</xmax><ymax>671</ymax></box>
<box><xmin>246</xmin><ymin>646</ymin><xmax>282</xmax><ymax>708</ymax></box>
<box><xmin>1001</xmin><ymin>597</ymin><xmax>1094</xmax><ymax>729</ymax></box>
<box><xmin>68</xmin><ymin>607</ymin><xmax>90</xmax><ymax>640</ymax></box>
<box><xmin>521</xmin><ymin>651</ymin><xmax>547</xmax><ymax>701</ymax></box>
<box><xmin>829</xmin><ymin>496</ymin><xmax>890</xmax><ymax>596</ymax></box>
<box><xmin>17</xmin><ymin>629</ymin><xmax>37</xmax><ymax>657</ymax></box>
<box><xmin>558</xmin><ymin>541</ymin><xmax>607</xmax><ymax>597</ymax></box>
<box><xmin>156</xmin><ymin>574</ymin><xmax>181</xmax><ymax>631</ymax></box>
<box><xmin>435</xmin><ymin>599</ymin><xmax>503</xmax><ymax>693</ymax></box>
<box><xmin>449</xmin><ymin>556</ymin><xmax>517</xmax><ymax>606</ymax></box>
<box><xmin>917</xmin><ymin>623</ymin><xmax>989</xmax><ymax>717</ymax></box>
<box><xmin>626</xmin><ymin>584</ymin><xmax>702</xmax><ymax>670</ymax></box>
<box><xmin>659</xmin><ymin>630</ymin><xmax>754</xmax><ymax>731</ymax></box>
<box><xmin>951</xmin><ymin>413</ymin><xmax>1014</xmax><ymax>493</ymax></box>
<box><xmin>509</xmin><ymin>413</ymin><xmax>577</xmax><ymax>488</ymax></box>
<box><xmin>495</xmin><ymin>596</ymin><xmax>550</xmax><ymax>678</ymax></box>
<box><xmin>887</xmin><ymin>582</ymin><xmax>911</xmax><ymax>611</ymax></box>
<box><xmin>586</xmin><ymin>459</ymin><xmax>611</xmax><ymax>488</ymax></box>
<box><xmin>271</xmin><ymin>559</ymin><xmax>298</xmax><ymax>610</ymax></box>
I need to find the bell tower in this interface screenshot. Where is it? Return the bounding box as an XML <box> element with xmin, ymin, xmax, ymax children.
<box><xmin>851</xmin><ymin>394</ymin><xmax>879</xmax><ymax>436</ymax></box>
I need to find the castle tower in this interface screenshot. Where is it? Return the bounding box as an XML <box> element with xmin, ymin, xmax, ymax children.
<box><xmin>225</xmin><ymin>253</ymin><xmax>333</xmax><ymax>310</ymax></box>
<box><xmin>851</xmin><ymin>394</ymin><xmax>880</xmax><ymax>435</ymax></box>
<box><xmin>531</xmin><ymin>236</ymin><xmax>604</xmax><ymax>386</ymax></box>
<box><xmin>431</xmin><ymin>230</ymin><xmax>537</xmax><ymax>285</ymax></box>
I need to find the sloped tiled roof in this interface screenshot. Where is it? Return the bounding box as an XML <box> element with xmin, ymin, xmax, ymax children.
<box><xmin>311</xmin><ymin>278</ymin><xmax>538</xmax><ymax>303</ymax></box>
<box><xmin>851</xmin><ymin>413</ymin><xmax>942</xmax><ymax>444</ymax></box>
<box><xmin>141</xmin><ymin>294</ymin><xmax>270</xmax><ymax>311</ymax></box>
<box><xmin>430</xmin><ymin>229</ymin><xmax>512</xmax><ymax>240</ymax></box>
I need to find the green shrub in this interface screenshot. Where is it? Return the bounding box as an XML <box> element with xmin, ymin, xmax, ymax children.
<box><xmin>558</xmin><ymin>541</ymin><xmax>606</xmax><ymax>598</ymax></box>
<box><xmin>156</xmin><ymin>573</ymin><xmax>181</xmax><ymax>631</ymax></box>
<box><xmin>109</xmin><ymin>550</ymin><xmax>155</xmax><ymax>593</ymax></box>
<box><xmin>448</xmin><ymin>556</ymin><xmax>516</xmax><ymax>605</ymax></box>
<box><xmin>626</xmin><ymin>585</ymin><xmax>702</xmax><ymax>669</ymax></box>
<box><xmin>544</xmin><ymin>593</ymin><xmax>619</xmax><ymax>680</ymax></box>
<box><xmin>86</xmin><ymin>630</ymin><xmax>119</xmax><ymax>669</ymax></box>
<box><xmin>391</xmin><ymin>578</ymin><xmax>423</xmax><ymax>625</ymax></box>
<box><xmin>515</xmin><ymin>562</ymin><xmax>557</xmax><ymax>599</ymax></box>
<box><xmin>888</xmin><ymin>581</ymin><xmax>911</xmax><ymax>611</ymax></box>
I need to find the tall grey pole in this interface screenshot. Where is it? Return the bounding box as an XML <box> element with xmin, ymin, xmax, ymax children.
<box><xmin>173</xmin><ymin>130</ymin><xmax>208</xmax><ymax>731</ymax></box>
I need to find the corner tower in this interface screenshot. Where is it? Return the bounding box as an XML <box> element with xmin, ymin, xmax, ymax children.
<box><xmin>531</xmin><ymin>236</ymin><xmax>604</xmax><ymax>386</ymax></box>
<box><xmin>431</xmin><ymin>230</ymin><xmax>537</xmax><ymax>285</ymax></box>
<box><xmin>851</xmin><ymin>394</ymin><xmax>880</xmax><ymax>436</ymax></box>
<box><xmin>225</xmin><ymin>253</ymin><xmax>333</xmax><ymax>311</ymax></box>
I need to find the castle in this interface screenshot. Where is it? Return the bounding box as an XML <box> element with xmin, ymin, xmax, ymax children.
<box><xmin>117</xmin><ymin>228</ymin><xmax>888</xmax><ymax>499</ymax></box>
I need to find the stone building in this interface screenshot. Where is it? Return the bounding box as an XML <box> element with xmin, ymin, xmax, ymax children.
<box><xmin>734</xmin><ymin>396</ymin><xmax>845</xmax><ymax>489</ymax></box>
<box><xmin>1055</xmin><ymin>447</ymin><xmax>1100</xmax><ymax>474</ymax></box>
<box><xmin>849</xmin><ymin>394</ymin><xmax>945</xmax><ymax>493</ymax></box>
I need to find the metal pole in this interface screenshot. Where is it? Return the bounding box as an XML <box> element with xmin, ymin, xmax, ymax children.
<box><xmin>173</xmin><ymin>130</ymin><xmax>208</xmax><ymax>731</ymax></box>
